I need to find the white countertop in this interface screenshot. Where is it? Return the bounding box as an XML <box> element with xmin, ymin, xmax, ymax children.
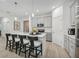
<box><xmin>68</xmin><ymin>35</ymin><xmax>75</xmax><ymax>39</ymax></box>
<box><xmin>9</xmin><ymin>32</ymin><xmax>46</xmax><ymax>38</ymax></box>
<box><xmin>65</xmin><ymin>34</ymin><xmax>75</xmax><ymax>39</ymax></box>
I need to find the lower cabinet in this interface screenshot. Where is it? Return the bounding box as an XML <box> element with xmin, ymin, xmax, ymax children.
<box><xmin>69</xmin><ymin>41</ymin><xmax>76</xmax><ymax>57</ymax></box>
<box><xmin>64</xmin><ymin>35</ymin><xmax>76</xmax><ymax>58</ymax></box>
<box><xmin>64</xmin><ymin>35</ymin><xmax>70</xmax><ymax>53</ymax></box>
<box><xmin>64</xmin><ymin>35</ymin><xmax>67</xmax><ymax>49</ymax></box>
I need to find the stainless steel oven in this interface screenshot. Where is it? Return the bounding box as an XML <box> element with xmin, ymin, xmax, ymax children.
<box><xmin>68</xmin><ymin>28</ymin><xmax>75</xmax><ymax>35</ymax></box>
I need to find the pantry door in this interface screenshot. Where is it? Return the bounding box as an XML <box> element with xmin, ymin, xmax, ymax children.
<box><xmin>24</xmin><ymin>21</ymin><xmax>29</xmax><ymax>32</ymax></box>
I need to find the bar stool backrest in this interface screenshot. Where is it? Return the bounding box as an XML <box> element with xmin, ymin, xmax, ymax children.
<box><xmin>6</xmin><ymin>33</ymin><xmax>11</xmax><ymax>41</ymax></box>
<box><xmin>18</xmin><ymin>35</ymin><xmax>26</xmax><ymax>44</ymax></box>
<box><xmin>12</xmin><ymin>34</ymin><xmax>17</xmax><ymax>42</ymax></box>
<box><xmin>28</xmin><ymin>36</ymin><xmax>38</xmax><ymax>48</ymax></box>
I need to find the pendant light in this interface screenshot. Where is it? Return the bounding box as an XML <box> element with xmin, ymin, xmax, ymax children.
<box><xmin>31</xmin><ymin>0</ymin><xmax>34</xmax><ymax>17</ymax></box>
<box><xmin>32</xmin><ymin>13</ymin><xmax>34</xmax><ymax>17</ymax></box>
<box><xmin>14</xmin><ymin>1</ymin><xmax>18</xmax><ymax>21</ymax></box>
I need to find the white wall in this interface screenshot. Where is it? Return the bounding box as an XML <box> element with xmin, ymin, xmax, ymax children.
<box><xmin>0</xmin><ymin>14</ymin><xmax>32</xmax><ymax>37</ymax></box>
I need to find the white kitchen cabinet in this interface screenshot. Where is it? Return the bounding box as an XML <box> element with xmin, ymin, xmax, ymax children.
<box><xmin>64</xmin><ymin>35</ymin><xmax>70</xmax><ymax>53</ymax></box>
<box><xmin>69</xmin><ymin>41</ymin><xmax>75</xmax><ymax>57</ymax></box>
<box><xmin>64</xmin><ymin>35</ymin><xmax>76</xmax><ymax>57</ymax></box>
<box><xmin>75</xmin><ymin>0</ymin><xmax>79</xmax><ymax>57</ymax></box>
<box><xmin>32</xmin><ymin>16</ymin><xmax>52</xmax><ymax>28</ymax></box>
<box><xmin>67</xmin><ymin>37</ymin><xmax>70</xmax><ymax>53</ymax></box>
<box><xmin>64</xmin><ymin>0</ymin><xmax>79</xmax><ymax>58</ymax></box>
<box><xmin>68</xmin><ymin>37</ymin><xmax>75</xmax><ymax>57</ymax></box>
<box><xmin>70</xmin><ymin>1</ymin><xmax>76</xmax><ymax>25</ymax></box>
<box><xmin>64</xmin><ymin>35</ymin><xmax>67</xmax><ymax>49</ymax></box>
<box><xmin>76</xmin><ymin>0</ymin><xmax>79</xmax><ymax>16</ymax></box>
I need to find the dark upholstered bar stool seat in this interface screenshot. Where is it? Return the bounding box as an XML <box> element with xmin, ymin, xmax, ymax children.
<box><xmin>28</xmin><ymin>36</ymin><xmax>42</xmax><ymax>58</ymax></box>
<box><xmin>18</xmin><ymin>35</ymin><xmax>30</xmax><ymax>58</ymax></box>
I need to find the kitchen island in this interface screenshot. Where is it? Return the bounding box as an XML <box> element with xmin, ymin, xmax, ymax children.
<box><xmin>8</xmin><ymin>32</ymin><xmax>47</xmax><ymax>56</ymax></box>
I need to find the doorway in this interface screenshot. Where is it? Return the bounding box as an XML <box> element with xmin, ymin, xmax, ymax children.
<box><xmin>23</xmin><ymin>21</ymin><xmax>29</xmax><ymax>32</ymax></box>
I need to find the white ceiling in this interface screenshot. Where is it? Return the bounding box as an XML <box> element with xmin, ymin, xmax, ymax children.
<box><xmin>0</xmin><ymin>0</ymin><xmax>69</xmax><ymax>17</ymax></box>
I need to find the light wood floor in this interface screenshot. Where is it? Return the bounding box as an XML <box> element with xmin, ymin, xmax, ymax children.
<box><xmin>0</xmin><ymin>36</ymin><xmax>69</xmax><ymax>58</ymax></box>
<box><xmin>44</xmin><ymin>42</ymin><xmax>69</xmax><ymax>58</ymax></box>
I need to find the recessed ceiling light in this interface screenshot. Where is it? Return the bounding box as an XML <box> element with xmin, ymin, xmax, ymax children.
<box><xmin>36</xmin><ymin>9</ymin><xmax>39</xmax><ymax>13</ymax></box>
<box><xmin>14</xmin><ymin>17</ymin><xmax>18</xmax><ymax>21</ymax></box>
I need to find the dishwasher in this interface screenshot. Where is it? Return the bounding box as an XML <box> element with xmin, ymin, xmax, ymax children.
<box><xmin>46</xmin><ymin>32</ymin><xmax>52</xmax><ymax>42</ymax></box>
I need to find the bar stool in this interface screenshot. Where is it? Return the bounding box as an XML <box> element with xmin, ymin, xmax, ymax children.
<box><xmin>5</xmin><ymin>33</ymin><xmax>12</xmax><ymax>51</ymax></box>
<box><xmin>18</xmin><ymin>35</ymin><xmax>30</xmax><ymax>58</ymax></box>
<box><xmin>11</xmin><ymin>34</ymin><xmax>20</xmax><ymax>54</ymax></box>
<box><xmin>28</xmin><ymin>36</ymin><xmax>42</xmax><ymax>58</ymax></box>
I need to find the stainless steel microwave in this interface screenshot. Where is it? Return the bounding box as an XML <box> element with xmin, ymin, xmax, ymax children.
<box><xmin>37</xmin><ymin>24</ymin><xmax>44</xmax><ymax>27</ymax></box>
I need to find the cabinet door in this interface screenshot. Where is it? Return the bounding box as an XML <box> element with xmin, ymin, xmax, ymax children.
<box><xmin>70</xmin><ymin>1</ymin><xmax>76</xmax><ymax>25</ymax></box>
<box><xmin>64</xmin><ymin>35</ymin><xmax>67</xmax><ymax>48</ymax></box>
<box><xmin>67</xmin><ymin>38</ymin><xmax>69</xmax><ymax>52</ymax></box>
<box><xmin>69</xmin><ymin>40</ymin><xmax>76</xmax><ymax>57</ymax></box>
<box><xmin>64</xmin><ymin>35</ymin><xmax>68</xmax><ymax>49</ymax></box>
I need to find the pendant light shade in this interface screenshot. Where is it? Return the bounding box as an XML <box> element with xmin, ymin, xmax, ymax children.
<box><xmin>32</xmin><ymin>13</ymin><xmax>34</xmax><ymax>17</ymax></box>
<box><xmin>31</xmin><ymin>0</ymin><xmax>34</xmax><ymax>17</ymax></box>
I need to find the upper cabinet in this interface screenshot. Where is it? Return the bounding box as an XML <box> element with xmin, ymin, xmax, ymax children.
<box><xmin>70</xmin><ymin>1</ymin><xmax>76</xmax><ymax>26</ymax></box>
<box><xmin>76</xmin><ymin>0</ymin><xmax>79</xmax><ymax>16</ymax></box>
<box><xmin>31</xmin><ymin>15</ymin><xmax>52</xmax><ymax>28</ymax></box>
